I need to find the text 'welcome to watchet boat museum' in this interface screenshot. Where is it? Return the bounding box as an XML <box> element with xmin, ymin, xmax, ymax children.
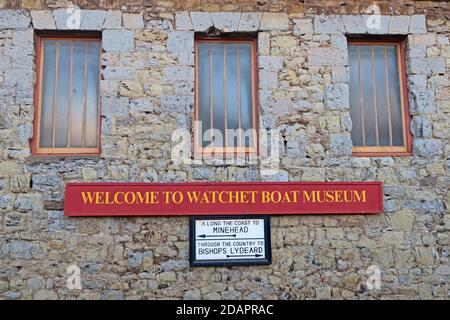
<box><xmin>0</xmin><ymin>0</ymin><xmax>449</xmax><ymax>300</ymax></box>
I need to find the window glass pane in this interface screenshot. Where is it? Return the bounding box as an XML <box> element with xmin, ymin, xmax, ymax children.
<box><xmin>348</xmin><ymin>45</ymin><xmax>363</xmax><ymax>146</ymax></box>
<box><xmin>39</xmin><ymin>40</ymin><xmax>57</xmax><ymax>148</ymax></box>
<box><xmin>84</xmin><ymin>41</ymin><xmax>101</xmax><ymax>148</ymax></box>
<box><xmin>211</xmin><ymin>43</ymin><xmax>225</xmax><ymax>148</ymax></box>
<box><xmin>197</xmin><ymin>43</ymin><xmax>211</xmax><ymax>148</ymax></box>
<box><xmin>360</xmin><ymin>45</ymin><xmax>377</xmax><ymax>146</ymax></box>
<box><xmin>196</xmin><ymin>40</ymin><xmax>255</xmax><ymax>151</ymax></box>
<box><xmin>374</xmin><ymin>45</ymin><xmax>391</xmax><ymax>146</ymax></box>
<box><xmin>239</xmin><ymin>43</ymin><xmax>253</xmax><ymax>148</ymax></box>
<box><xmin>225</xmin><ymin>43</ymin><xmax>239</xmax><ymax>148</ymax></box>
<box><xmin>70</xmin><ymin>41</ymin><xmax>86</xmax><ymax>148</ymax></box>
<box><xmin>54</xmin><ymin>40</ymin><xmax>71</xmax><ymax>148</ymax></box>
<box><xmin>386</xmin><ymin>45</ymin><xmax>404</xmax><ymax>146</ymax></box>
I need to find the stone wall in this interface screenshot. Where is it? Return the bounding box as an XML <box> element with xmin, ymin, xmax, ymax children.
<box><xmin>0</xmin><ymin>0</ymin><xmax>449</xmax><ymax>299</ymax></box>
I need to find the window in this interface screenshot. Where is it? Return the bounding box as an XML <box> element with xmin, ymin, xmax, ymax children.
<box><xmin>195</xmin><ymin>39</ymin><xmax>258</xmax><ymax>155</ymax></box>
<box><xmin>348</xmin><ymin>40</ymin><xmax>411</xmax><ymax>155</ymax></box>
<box><xmin>33</xmin><ymin>35</ymin><xmax>102</xmax><ymax>155</ymax></box>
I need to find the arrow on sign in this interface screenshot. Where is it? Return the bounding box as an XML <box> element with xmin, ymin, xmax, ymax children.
<box><xmin>226</xmin><ymin>254</ymin><xmax>263</xmax><ymax>258</ymax></box>
<box><xmin>198</xmin><ymin>234</ymin><xmax>236</xmax><ymax>238</ymax></box>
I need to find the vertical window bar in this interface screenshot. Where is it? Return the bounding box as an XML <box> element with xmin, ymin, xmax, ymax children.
<box><xmin>371</xmin><ymin>45</ymin><xmax>379</xmax><ymax>146</ymax></box>
<box><xmin>397</xmin><ymin>44</ymin><xmax>407</xmax><ymax>148</ymax></box>
<box><xmin>51</xmin><ymin>40</ymin><xmax>59</xmax><ymax>148</ymax></box>
<box><xmin>96</xmin><ymin>41</ymin><xmax>102</xmax><ymax>148</ymax></box>
<box><xmin>223</xmin><ymin>43</ymin><xmax>227</xmax><ymax>149</ymax></box>
<box><xmin>82</xmin><ymin>41</ymin><xmax>88</xmax><ymax>148</ymax></box>
<box><xmin>357</xmin><ymin>46</ymin><xmax>365</xmax><ymax>146</ymax></box>
<box><xmin>67</xmin><ymin>40</ymin><xmax>73</xmax><ymax>148</ymax></box>
<box><xmin>384</xmin><ymin>45</ymin><xmax>393</xmax><ymax>146</ymax></box>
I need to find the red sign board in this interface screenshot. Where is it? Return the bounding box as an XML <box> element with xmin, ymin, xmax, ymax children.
<box><xmin>64</xmin><ymin>182</ymin><xmax>383</xmax><ymax>216</ymax></box>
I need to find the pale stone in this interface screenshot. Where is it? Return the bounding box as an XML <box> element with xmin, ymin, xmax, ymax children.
<box><xmin>167</xmin><ymin>31</ymin><xmax>194</xmax><ymax>53</ymax></box>
<box><xmin>413</xmin><ymin>140</ymin><xmax>442</xmax><ymax>157</ymax></box>
<box><xmin>325</xmin><ymin>83</ymin><xmax>349</xmax><ymax>110</ymax></box>
<box><xmin>258</xmin><ymin>32</ymin><xmax>270</xmax><ymax>55</ymax></box>
<box><xmin>175</xmin><ymin>11</ymin><xmax>192</xmax><ymax>31</ymax></box>
<box><xmin>80</xmin><ymin>10</ymin><xmax>107</xmax><ymax>30</ymax></box>
<box><xmin>330</xmin><ymin>134</ymin><xmax>353</xmax><ymax>156</ymax></box>
<box><xmin>0</xmin><ymin>10</ymin><xmax>30</xmax><ymax>29</ymax></box>
<box><xmin>342</xmin><ymin>15</ymin><xmax>367</xmax><ymax>33</ymax></box>
<box><xmin>102</xmin><ymin>30</ymin><xmax>134</xmax><ymax>52</ymax></box>
<box><xmin>390</xmin><ymin>209</ymin><xmax>414</xmax><ymax>231</ymax></box>
<box><xmin>30</xmin><ymin>10</ymin><xmax>55</xmax><ymax>29</ymax></box>
<box><xmin>103</xmin><ymin>10</ymin><xmax>122</xmax><ymax>29</ymax></box>
<box><xmin>388</xmin><ymin>16</ymin><xmax>410</xmax><ymax>34</ymax></box>
<box><xmin>211</xmin><ymin>12</ymin><xmax>240</xmax><ymax>32</ymax></box>
<box><xmin>103</xmin><ymin>66</ymin><xmax>136</xmax><ymax>80</ymax></box>
<box><xmin>309</xmin><ymin>48</ymin><xmax>347</xmax><ymax>66</ymax></box>
<box><xmin>10</xmin><ymin>175</ymin><xmax>30</xmax><ymax>193</ymax></box>
<box><xmin>238</xmin><ymin>12</ymin><xmax>262</xmax><ymax>32</ymax></box>
<box><xmin>414</xmin><ymin>247</ymin><xmax>435</xmax><ymax>266</ymax></box>
<box><xmin>293</xmin><ymin>18</ymin><xmax>313</xmax><ymax>35</ymax></box>
<box><xmin>272</xmin><ymin>35</ymin><xmax>297</xmax><ymax>48</ymax></box>
<box><xmin>123</xmin><ymin>13</ymin><xmax>144</xmax><ymax>29</ymax></box>
<box><xmin>259</xmin><ymin>56</ymin><xmax>282</xmax><ymax>71</ymax></box>
<box><xmin>409</xmin><ymin>15</ymin><xmax>427</xmax><ymax>34</ymax></box>
<box><xmin>260</xmin><ymin>13</ymin><xmax>289</xmax><ymax>31</ymax></box>
<box><xmin>119</xmin><ymin>81</ymin><xmax>144</xmax><ymax>97</ymax></box>
<box><xmin>190</xmin><ymin>12</ymin><xmax>212</xmax><ymax>32</ymax></box>
<box><xmin>314</xmin><ymin>15</ymin><xmax>345</xmax><ymax>34</ymax></box>
<box><xmin>363</xmin><ymin>15</ymin><xmax>390</xmax><ymax>34</ymax></box>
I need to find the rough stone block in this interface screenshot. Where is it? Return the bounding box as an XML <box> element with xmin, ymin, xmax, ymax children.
<box><xmin>314</xmin><ymin>15</ymin><xmax>345</xmax><ymax>34</ymax></box>
<box><xmin>410</xmin><ymin>116</ymin><xmax>432</xmax><ymax>138</ymax></box>
<box><xmin>260</xmin><ymin>13</ymin><xmax>289</xmax><ymax>31</ymax></box>
<box><xmin>10</xmin><ymin>175</ymin><xmax>30</xmax><ymax>193</ymax></box>
<box><xmin>103</xmin><ymin>10</ymin><xmax>122</xmax><ymax>29</ymax></box>
<box><xmin>162</xmin><ymin>66</ymin><xmax>194</xmax><ymax>82</ymax></box>
<box><xmin>409</xmin><ymin>15</ymin><xmax>427</xmax><ymax>34</ymax></box>
<box><xmin>413</xmin><ymin>139</ymin><xmax>442</xmax><ymax>157</ymax></box>
<box><xmin>211</xmin><ymin>12</ymin><xmax>240</xmax><ymax>32</ymax></box>
<box><xmin>258</xmin><ymin>56</ymin><xmax>282</xmax><ymax>71</ymax></box>
<box><xmin>258</xmin><ymin>32</ymin><xmax>270</xmax><ymax>55</ymax></box>
<box><xmin>123</xmin><ymin>13</ymin><xmax>144</xmax><ymax>29</ymax></box>
<box><xmin>342</xmin><ymin>15</ymin><xmax>367</xmax><ymax>34</ymax></box>
<box><xmin>167</xmin><ymin>31</ymin><xmax>194</xmax><ymax>53</ymax></box>
<box><xmin>160</xmin><ymin>96</ymin><xmax>193</xmax><ymax>113</ymax></box>
<box><xmin>330</xmin><ymin>134</ymin><xmax>353</xmax><ymax>156</ymax></box>
<box><xmin>331</xmin><ymin>34</ymin><xmax>347</xmax><ymax>50</ymax></box>
<box><xmin>101</xmin><ymin>96</ymin><xmax>129</xmax><ymax>116</ymax></box>
<box><xmin>309</xmin><ymin>48</ymin><xmax>347</xmax><ymax>66</ymax></box>
<box><xmin>363</xmin><ymin>15</ymin><xmax>390</xmax><ymax>34</ymax></box>
<box><xmin>0</xmin><ymin>10</ymin><xmax>30</xmax><ymax>29</ymax></box>
<box><xmin>409</xmin><ymin>89</ymin><xmax>436</xmax><ymax>113</ymax></box>
<box><xmin>80</xmin><ymin>10</ymin><xmax>107</xmax><ymax>30</ymax></box>
<box><xmin>30</xmin><ymin>10</ymin><xmax>55</xmax><ymax>29</ymax></box>
<box><xmin>175</xmin><ymin>11</ymin><xmax>192</xmax><ymax>31</ymax></box>
<box><xmin>259</xmin><ymin>70</ymin><xmax>278</xmax><ymax>89</ymax></box>
<box><xmin>238</xmin><ymin>12</ymin><xmax>262</xmax><ymax>32</ymax></box>
<box><xmin>103</xmin><ymin>66</ymin><xmax>136</xmax><ymax>80</ymax></box>
<box><xmin>103</xmin><ymin>30</ymin><xmax>134</xmax><ymax>52</ymax></box>
<box><xmin>293</xmin><ymin>18</ymin><xmax>313</xmax><ymax>35</ymax></box>
<box><xmin>190</xmin><ymin>12</ymin><xmax>212</xmax><ymax>32</ymax></box>
<box><xmin>388</xmin><ymin>16</ymin><xmax>410</xmax><ymax>34</ymax></box>
<box><xmin>325</xmin><ymin>83</ymin><xmax>349</xmax><ymax>109</ymax></box>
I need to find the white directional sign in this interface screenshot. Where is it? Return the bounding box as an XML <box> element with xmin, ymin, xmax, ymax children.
<box><xmin>190</xmin><ymin>216</ymin><xmax>271</xmax><ymax>266</ymax></box>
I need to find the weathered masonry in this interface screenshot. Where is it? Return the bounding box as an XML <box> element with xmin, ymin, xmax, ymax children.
<box><xmin>0</xmin><ymin>0</ymin><xmax>449</xmax><ymax>300</ymax></box>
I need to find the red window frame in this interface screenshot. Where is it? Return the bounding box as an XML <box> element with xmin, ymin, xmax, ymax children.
<box><xmin>194</xmin><ymin>37</ymin><xmax>259</xmax><ymax>157</ymax></box>
<box><xmin>348</xmin><ymin>39</ymin><xmax>412</xmax><ymax>157</ymax></box>
<box><xmin>31</xmin><ymin>34</ymin><xmax>102</xmax><ymax>156</ymax></box>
